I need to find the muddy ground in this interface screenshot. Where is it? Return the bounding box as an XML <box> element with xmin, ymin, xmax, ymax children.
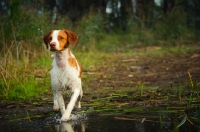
<box><xmin>0</xmin><ymin>47</ymin><xmax>200</xmax><ymax>120</ymax></box>
<box><xmin>82</xmin><ymin>47</ymin><xmax>200</xmax><ymax>109</ymax></box>
<box><xmin>87</xmin><ymin>47</ymin><xmax>200</xmax><ymax>91</ymax></box>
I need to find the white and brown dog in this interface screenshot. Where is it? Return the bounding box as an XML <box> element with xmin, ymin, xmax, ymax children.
<box><xmin>43</xmin><ymin>29</ymin><xmax>83</xmax><ymax>121</ymax></box>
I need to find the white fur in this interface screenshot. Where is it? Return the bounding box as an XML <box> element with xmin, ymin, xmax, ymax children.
<box><xmin>49</xmin><ymin>30</ymin><xmax>83</xmax><ymax>121</ymax></box>
<box><xmin>51</xmin><ymin>30</ymin><xmax>61</xmax><ymax>50</ymax></box>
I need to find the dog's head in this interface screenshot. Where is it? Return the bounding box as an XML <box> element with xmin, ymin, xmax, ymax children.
<box><xmin>43</xmin><ymin>30</ymin><xmax>78</xmax><ymax>51</ymax></box>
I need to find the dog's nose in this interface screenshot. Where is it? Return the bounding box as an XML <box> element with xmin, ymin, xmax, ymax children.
<box><xmin>50</xmin><ymin>42</ymin><xmax>56</xmax><ymax>48</ymax></box>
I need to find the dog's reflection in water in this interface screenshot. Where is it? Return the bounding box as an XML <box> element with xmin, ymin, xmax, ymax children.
<box><xmin>55</xmin><ymin>121</ymin><xmax>85</xmax><ymax>132</ymax></box>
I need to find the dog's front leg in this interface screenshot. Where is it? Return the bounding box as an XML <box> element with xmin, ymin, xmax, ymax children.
<box><xmin>61</xmin><ymin>89</ymin><xmax>80</xmax><ymax>121</ymax></box>
<box><xmin>56</xmin><ymin>90</ymin><xmax>65</xmax><ymax>115</ymax></box>
<box><xmin>53</xmin><ymin>89</ymin><xmax>59</xmax><ymax>111</ymax></box>
<box><xmin>76</xmin><ymin>86</ymin><xmax>83</xmax><ymax>109</ymax></box>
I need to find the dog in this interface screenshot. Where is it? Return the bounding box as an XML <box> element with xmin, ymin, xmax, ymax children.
<box><xmin>43</xmin><ymin>29</ymin><xmax>83</xmax><ymax>121</ymax></box>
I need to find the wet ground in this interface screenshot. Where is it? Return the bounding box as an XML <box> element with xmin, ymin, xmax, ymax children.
<box><xmin>0</xmin><ymin>47</ymin><xmax>200</xmax><ymax>131</ymax></box>
<box><xmin>0</xmin><ymin>107</ymin><xmax>199</xmax><ymax>132</ymax></box>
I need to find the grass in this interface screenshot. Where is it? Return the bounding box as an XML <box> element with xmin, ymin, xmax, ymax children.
<box><xmin>0</xmin><ymin>43</ymin><xmax>199</xmax><ymax>102</ymax></box>
<box><xmin>0</xmin><ymin>42</ymin><xmax>51</xmax><ymax>101</ymax></box>
<box><xmin>0</xmin><ymin>59</ymin><xmax>50</xmax><ymax>101</ymax></box>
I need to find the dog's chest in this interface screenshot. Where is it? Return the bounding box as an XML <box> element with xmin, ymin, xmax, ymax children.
<box><xmin>51</xmin><ymin>55</ymin><xmax>78</xmax><ymax>89</ymax></box>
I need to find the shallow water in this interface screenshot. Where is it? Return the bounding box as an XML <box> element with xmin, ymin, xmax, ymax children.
<box><xmin>0</xmin><ymin>108</ymin><xmax>199</xmax><ymax>132</ymax></box>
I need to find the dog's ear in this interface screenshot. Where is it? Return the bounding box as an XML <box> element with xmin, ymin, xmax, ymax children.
<box><xmin>43</xmin><ymin>30</ymin><xmax>53</xmax><ymax>49</ymax></box>
<box><xmin>64</xmin><ymin>30</ymin><xmax>78</xmax><ymax>46</ymax></box>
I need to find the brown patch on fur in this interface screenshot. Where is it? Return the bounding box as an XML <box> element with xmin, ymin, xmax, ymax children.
<box><xmin>57</xmin><ymin>30</ymin><xmax>78</xmax><ymax>50</ymax></box>
<box><xmin>43</xmin><ymin>30</ymin><xmax>53</xmax><ymax>49</ymax></box>
<box><xmin>67</xmin><ymin>48</ymin><xmax>82</xmax><ymax>77</ymax></box>
<box><xmin>68</xmin><ymin>57</ymin><xmax>78</xmax><ymax>69</ymax></box>
<box><xmin>64</xmin><ymin>30</ymin><xmax>78</xmax><ymax>46</ymax></box>
<box><xmin>67</xmin><ymin>47</ymin><xmax>78</xmax><ymax>69</ymax></box>
<box><xmin>78</xmin><ymin>61</ymin><xmax>83</xmax><ymax>78</ymax></box>
<box><xmin>57</xmin><ymin>30</ymin><xmax>68</xmax><ymax>50</ymax></box>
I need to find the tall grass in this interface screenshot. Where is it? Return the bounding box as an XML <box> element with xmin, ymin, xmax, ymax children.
<box><xmin>0</xmin><ymin>38</ymin><xmax>51</xmax><ymax>101</ymax></box>
<box><xmin>0</xmin><ymin>6</ymin><xmax>199</xmax><ymax>101</ymax></box>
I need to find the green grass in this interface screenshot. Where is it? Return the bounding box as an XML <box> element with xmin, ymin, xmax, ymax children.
<box><xmin>0</xmin><ymin>62</ymin><xmax>50</xmax><ymax>101</ymax></box>
<box><xmin>0</xmin><ymin>44</ymin><xmax>198</xmax><ymax>102</ymax></box>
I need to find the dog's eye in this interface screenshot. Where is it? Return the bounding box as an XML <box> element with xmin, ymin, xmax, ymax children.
<box><xmin>49</xmin><ymin>37</ymin><xmax>52</xmax><ymax>41</ymax></box>
<box><xmin>58</xmin><ymin>36</ymin><xmax>64</xmax><ymax>40</ymax></box>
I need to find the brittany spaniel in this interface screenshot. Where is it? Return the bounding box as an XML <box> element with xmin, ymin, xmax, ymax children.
<box><xmin>43</xmin><ymin>29</ymin><xmax>83</xmax><ymax>121</ymax></box>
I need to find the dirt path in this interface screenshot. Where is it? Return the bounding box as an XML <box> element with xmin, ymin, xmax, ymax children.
<box><xmin>82</xmin><ymin>47</ymin><xmax>200</xmax><ymax>108</ymax></box>
<box><xmin>87</xmin><ymin>48</ymin><xmax>200</xmax><ymax>91</ymax></box>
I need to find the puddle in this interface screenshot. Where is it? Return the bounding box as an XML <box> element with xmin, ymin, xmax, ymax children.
<box><xmin>0</xmin><ymin>107</ymin><xmax>199</xmax><ymax>132</ymax></box>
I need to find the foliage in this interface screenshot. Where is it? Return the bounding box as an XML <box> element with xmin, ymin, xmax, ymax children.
<box><xmin>153</xmin><ymin>7</ymin><xmax>199</xmax><ymax>45</ymax></box>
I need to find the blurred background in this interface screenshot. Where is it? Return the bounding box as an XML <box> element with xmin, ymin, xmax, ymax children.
<box><xmin>0</xmin><ymin>0</ymin><xmax>200</xmax><ymax>100</ymax></box>
<box><xmin>0</xmin><ymin>0</ymin><xmax>200</xmax><ymax>51</ymax></box>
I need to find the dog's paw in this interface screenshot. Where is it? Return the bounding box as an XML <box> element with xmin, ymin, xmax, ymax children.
<box><xmin>60</xmin><ymin>116</ymin><xmax>70</xmax><ymax>122</ymax></box>
<box><xmin>53</xmin><ymin>105</ymin><xmax>60</xmax><ymax>111</ymax></box>
<box><xmin>60</xmin><ymin>113</ymin><xmax>71</xmax><ymax>121</ymax></box>
<box><xmin>76</xmin><ymin>102</ymin><xmax>81</xmax><ymax>109</ymax></box>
